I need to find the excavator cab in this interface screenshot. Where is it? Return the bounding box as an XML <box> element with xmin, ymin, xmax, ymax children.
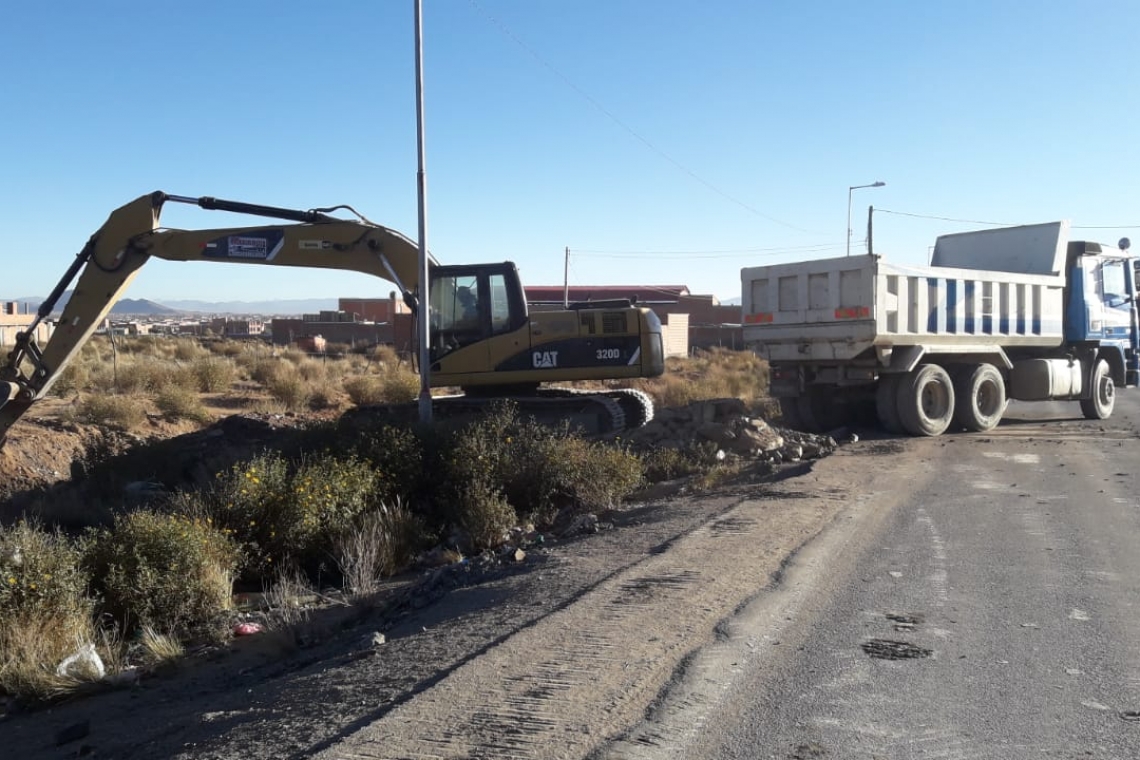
<box><xmin>428</xmin><ymin>263</ymin><xmax>528</xmax><ymax>362</ymax></box>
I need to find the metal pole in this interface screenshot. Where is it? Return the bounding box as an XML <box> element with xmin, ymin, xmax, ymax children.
<box><xmin>414</xmin><ymin>0</ymin><xmax>432</xmax><ymax>423</ymax></box>
<box><xmin>846</xmin><ymin>187</ymin><xmax>854</xmax><ymax>257</ymax></box>
<box><xmin>866</xmin><ymin>205</ymin><xmax>874</xmax><ymax>256</ymax></box>
<box><xmin>563</xmin><ymin>246</ymin><xmax>570</xmax><ymax>308</ymax></box>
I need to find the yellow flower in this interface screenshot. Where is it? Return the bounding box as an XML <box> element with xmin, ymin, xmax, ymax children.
<box><xmin>6</xmin><ymin>577</ymin><xmax>14</xmax><ymax>585</ymax></box>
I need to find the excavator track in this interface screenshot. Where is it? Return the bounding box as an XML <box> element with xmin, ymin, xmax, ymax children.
<box><xmin>341</xmin><ymin>388</ymin><xmax>653</xmax><ymax>438</ymax></box>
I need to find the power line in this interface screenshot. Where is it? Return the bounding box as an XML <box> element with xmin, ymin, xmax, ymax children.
<box><xmin>570</xmin><ymin>241</ymin><xmax>850</xmax><ymax>259</ymax></box>
<box><xmin>466</xmin><ymin>0</ymin><xmax>813</xmax><ymax>234</ymax></box>
<box><xmin>879</xmin><ymin>208</ymin><xmax>1140</xmax><ymax>230</ymax></box>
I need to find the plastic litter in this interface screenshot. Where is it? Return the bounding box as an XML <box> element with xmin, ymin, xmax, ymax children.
<box><xmin>233</xmin><ymin>622</ymin><xmax>264</xmax><ymax>636</ymax></box>
<box><xmin>56</xmin><ymin>643</ymin><xmax>106</xmax><ymax>680</ymax></box>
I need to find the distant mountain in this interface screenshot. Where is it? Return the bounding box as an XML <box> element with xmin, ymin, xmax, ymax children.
<box><xmin>3</xmin><ymin>294</ymin><xmax>339</xmax><ymax>316</ymax></box>
<box><xmin>720</xmin><ymin>296</ymin><xmax>741</xmax><ymax>305</ymax></box>
<box><xmin>112</xmin><ymin>299</ymin><xmax>180</xmax><ymax>315</ymax></box>
<box><xmin>161</xmin><ymin>298</ymin><xmax>338</xmax><ymax>315</ymax></box>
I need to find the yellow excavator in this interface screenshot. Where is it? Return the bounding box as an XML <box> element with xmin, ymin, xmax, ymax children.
<box><xmin>0</xmin><ymin>191</ymin><xmax>664</xmax><ymax>443</ymax></box>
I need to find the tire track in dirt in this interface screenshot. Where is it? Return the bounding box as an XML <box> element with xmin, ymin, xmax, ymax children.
<box><xmin>315</xmin><ymin>451</ymin><xmax>887</xmax><ymax>760</ymax></box>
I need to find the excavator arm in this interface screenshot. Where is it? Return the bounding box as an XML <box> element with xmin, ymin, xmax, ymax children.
<box><xmin>0</xmin><ymin>191</ymin><xmax>433</xmax><ymax>442</ymax></box>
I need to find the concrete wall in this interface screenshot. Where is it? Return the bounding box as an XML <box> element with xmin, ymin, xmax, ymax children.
<box><xmin>269</xmin><ymin>318</ymin><xmax>394</xmax><ymax>348</ymax></box>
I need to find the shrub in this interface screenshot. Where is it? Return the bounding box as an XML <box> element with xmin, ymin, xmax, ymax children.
<box><xmin>83</xmin><ymin>511</ymin><xmax>241</xmax><ymax>636</ymax></box>
<box><xmin>249</xmin><ymin>358</ymin><xmax>283</xmax><ymax>385</ymax></box>
<box><xmin>193</xmin><ymin>357</ymin><xmax>238</xmax><ymax>392</ymax></box>
<box><xmin>47</xmin><ymin>362</ymin><xmax>89</xmax><ymax>398</ymax></box>
<box><xmin>640</xmin><ymin>446</ymin><xmax>708</xmax><ymax>482</ymax></box>
<box><xmin>154</xmin><ymin>385</ymin><xmax>212</xmax><ymax>424</ymax></box>
<box><xmin>0</xmin><ymin>521</ymin><xmax>98</xmax><ymax>701</ymax></box>
<box><xmin>206</xmin><ymin>340</ymin><xmax>247</xmax><ymax>358</ymax></box>
<box><xmin>351</xmin><ymin>423</ymin><xmax>426</xmax><ymax>504</ymax></box>
<box><xmin>453</xmin><ymin>481</ymin><xmax>516</xmax><ymax>552</ymax></box>
<box><xmin>178</xmin><ymin>452</ymin><xmax>380</xmax><ymax>572</ymax></box>
<box><xmin>172</xmin><ymin>339</ymin><xmax>208</xmax><ymax>362</ymax></box>
<box><xmin>343</xmin><ymin>376</ymin><xmax>385</xmax><ymax>406</ymax></box>
<box><xmin>74</xmin><ymin>394</ymin><xmax>147</xmax><ymax>430</ymax></box>
<box><xmin>267</xmin><ymin>372</ymin><xmax>312</xmax><ymax>412</ymax></box>
<box><xmin>380</xmin><ymin>367</ymin><xmax>419</xmax><ymax>403</ymax></box>
<box><xmin>440</xmin><ymin>405</ymin><xmax>643</xmax><ymax>527</ymax></box>
<box><xmin>343</xmin><ymin>368</ymin><xmax>419</xmax><ymax>406</ymax></box>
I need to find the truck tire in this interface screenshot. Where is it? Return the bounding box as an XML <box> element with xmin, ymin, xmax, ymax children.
<box><xmin>1080</xmin><ymin>359</ymin><xmax>1115</xmax><ymax>419</ymax></box>
<box><xmin>952</xmin><ymin>363</ymin><xmax>1006</xmax><ymax>432</ymax></box>
<box><xmin>875</xmin><ymin>375</ymin><xmax>904</xmax><ymax>433</ymax></box>
<box><xmin>897</xmin><ymin>363</ymin><xmax>955</xmax><ymax>437</ymax></box>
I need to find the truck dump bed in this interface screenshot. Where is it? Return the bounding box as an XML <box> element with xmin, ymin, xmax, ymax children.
<box><xmin>741</xmin><ymin>222</ymin><xmax>1073</xmax><ymax>364</ymax></box>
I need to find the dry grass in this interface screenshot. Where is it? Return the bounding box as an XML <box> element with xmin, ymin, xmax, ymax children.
<box><xmin>334</xmin><ymin>499</ymin><xmax>421</xmax><ymax>598</ymax></box>
<box><xmin>633</xmin><ymin>348</ymin><xmax>768</xmax><ymax>408</ymax></box>
<box><xmin>138</xmin><ymin>625</ymin><xmax>184</xmax><ymax>669</ymax></box>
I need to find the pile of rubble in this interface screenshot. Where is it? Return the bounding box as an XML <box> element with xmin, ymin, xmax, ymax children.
<box><xmin>627</xmin><ymin>398</ymin><xmax>839</xmax><ymax>464</ymax></box>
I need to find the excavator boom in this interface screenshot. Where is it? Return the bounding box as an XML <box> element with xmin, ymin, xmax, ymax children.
<box><xmin>0</xmin><ymin>192</ymin><xmax>430</xmax><ymax>441</ymax></box>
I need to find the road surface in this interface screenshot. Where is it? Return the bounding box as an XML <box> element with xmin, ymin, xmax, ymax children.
<box><xmin>605</xmin><ymin>397</ymin><xmax>1140</xmax><ymax>759</ymax></box>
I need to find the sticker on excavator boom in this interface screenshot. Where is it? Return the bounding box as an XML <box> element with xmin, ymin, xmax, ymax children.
<box><xmin>299</xmin><ymin>240</ymin><xmax>333</xmax><ymax>250</ymax></box>
<box><xmin>203</xmin><ymin>230</ymin><xmax>285</xmax><ymax>261</ymax></box>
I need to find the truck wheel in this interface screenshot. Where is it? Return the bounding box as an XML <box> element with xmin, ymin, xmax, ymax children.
<box><xmin>1080</xmin><ymin>359</ymin><xmax>1115</xmax><ymax>419</ymax></box>
<box><xmin>875</xmin><ymin>375</ymin><xmax>904</xmax><ymax>433</ymax></box>
<box><xmin>952</xmin><ymin>363</ymin><xmax>1006</xmax><ymax>432</ymax></box>
<box><xmin>897</xmin><ymin>364</ymin><xmax>955</xmax><ymax>436</ymax></box>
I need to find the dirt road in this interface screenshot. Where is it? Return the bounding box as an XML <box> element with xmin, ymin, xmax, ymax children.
<box><xmin>2</xmin><ymin>436</ymin><xmax>906</xmax><ymax>760</ymax></box>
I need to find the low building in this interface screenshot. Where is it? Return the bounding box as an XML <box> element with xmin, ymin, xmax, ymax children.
<box><xmin>0</xmin><ymin>301</ymin><xmax>53</xmax><ymax>347</ymax></box>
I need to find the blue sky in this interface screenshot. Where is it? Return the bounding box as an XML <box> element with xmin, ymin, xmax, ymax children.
<box><xmin>2</xmin><ymin>1</ymin><xmax>1137</xmax><ymax>304</ymax></box>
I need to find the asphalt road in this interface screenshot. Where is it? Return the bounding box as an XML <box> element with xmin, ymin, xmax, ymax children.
<box><xmin>605</xmin><ymin>395</ymin><xmax>1140</xmax><ymax>760</ymax></box>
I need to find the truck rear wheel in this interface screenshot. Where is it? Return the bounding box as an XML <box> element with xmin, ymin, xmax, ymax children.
<box><xmin>952</xmin><ymin>363</ymin><xmax>1006</xmax><ymax>432</ymax></box>
<box><xmin>1080</xmin><ymin>359</ymin><xmax>1115</xmax><ymax>419</ymax></box>
<box><xmin>897</xmin><ymin>363</ymin><xmax>955</xmax><ymax>436</ymax></box>
<box><xmin>796</xmin><ymin>387</ymin><xmax>849</xmax><ymax>433</ymax></box>
<box><xmin>875</xmin><ymin>375</ymin><xmax>904</xmax><ymax>433</ymax></box>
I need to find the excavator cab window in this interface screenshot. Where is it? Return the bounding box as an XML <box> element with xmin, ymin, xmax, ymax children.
<box><xmin>430</xmin><ymin>273</ymin><xmax>487</xmax><ymax>358</ymax></box>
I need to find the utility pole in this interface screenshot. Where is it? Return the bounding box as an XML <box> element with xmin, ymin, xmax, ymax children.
<box><xmin>563</xmin><ymin>246</ymin><xmax>570</xmax><ymax>308</ymax></box>
<box><xmin>414</xmin><ymin>0</ymin><xmax>432</xmax><ymax>423</ymax></box>
<box><xmin>866</xmin><ymin>205</ymin><xmax>875</xmax><ymax>256</ymax></box>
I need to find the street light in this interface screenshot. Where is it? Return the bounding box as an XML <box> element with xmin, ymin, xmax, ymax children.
<box><xmin>847</xmin><ymin>181</ymin><xmax>885</xmax><ymax>256</ymax></box>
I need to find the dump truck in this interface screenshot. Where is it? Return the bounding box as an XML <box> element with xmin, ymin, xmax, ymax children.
<box><xmin>740</xmin><ymin>221</ymin><xmax>1137</xmax><ymax>435</ymax></box>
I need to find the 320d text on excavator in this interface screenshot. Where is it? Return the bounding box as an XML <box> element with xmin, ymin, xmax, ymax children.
<box><xmin>0</xmin><ymin>191</ymin><xmax>664</xmax><ymax>444</ymax></box>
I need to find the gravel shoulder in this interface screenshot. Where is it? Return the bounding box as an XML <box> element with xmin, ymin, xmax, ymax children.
<box><xmin>1</xmin><ymin>438</ymin><xmax>900</xmax><ymax>760</ymax></box>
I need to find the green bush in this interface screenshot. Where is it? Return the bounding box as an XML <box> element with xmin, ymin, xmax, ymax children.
<box><xmin>0</xmin><ymin>522</ymin><xmax>97</xmax><ymax>701</ymax></box>
<box><xmin>352</xmin><ymin>423</ymin><xmax>426</xmax><ymax>504</ymax></box>
<box><xmin>84</xmin><ymin>511</ymin><xmax>241</xmax><ymax>636</ymax></box>
<box><xmin>177</xmin><ymin>452</ymin><xmax>380</xmax><ymax>572</ymax></box>
<box><xmin>440</xmin><ymin>405</ymin><xmax>644</xmax><ymax>527</ymax></box>
<box><xmin>0</xmin><ymin>521</ymin><xmax>90</xmax><ymax>629</ymax></box>
<box><xmin>639</xmin><ymin>446</ymin><xmax>708</xmax><ymax>482</ymax></box>
<box><xmin>453</xmin><ymin>481</ymin><xmax>516</xmax><ymax>551</ymax></box>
